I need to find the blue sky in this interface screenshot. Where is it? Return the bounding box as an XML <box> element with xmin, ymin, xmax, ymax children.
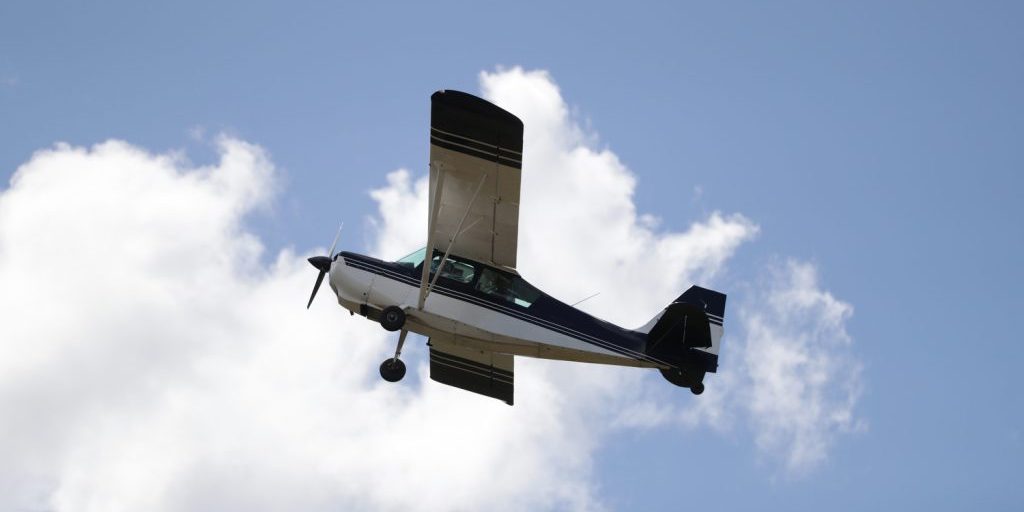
<box><xmin>2</xmin><ymin>1</ymin><xmax>1022</xmax><ymax>510</ymax></box>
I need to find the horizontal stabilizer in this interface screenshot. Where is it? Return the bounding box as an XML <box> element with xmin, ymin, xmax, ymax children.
<box><xmin>429</xmin><ymin>341</ymin><xmax>514</xmax><ymax>405</ymax></box>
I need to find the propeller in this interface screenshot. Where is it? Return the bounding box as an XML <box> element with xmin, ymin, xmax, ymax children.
<box><xmin>307</xmin><ymin>223</ymin><xmax>343</xmax><ymax>309</ymax></box>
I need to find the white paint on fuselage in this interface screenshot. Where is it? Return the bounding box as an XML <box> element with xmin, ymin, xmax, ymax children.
<box><xmin>327</xmin><ymin>255</ymin><xmax>651</xmax><ymax>367</ymax></box>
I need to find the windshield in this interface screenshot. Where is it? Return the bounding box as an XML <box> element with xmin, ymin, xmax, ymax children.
<box><xmin>395</xmin><ymin>247</ymin><xmax>427</xmax><ymax>268</ymax></box>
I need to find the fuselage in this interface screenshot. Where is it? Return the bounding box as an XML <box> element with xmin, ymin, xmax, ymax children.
<box><xmin>326</xmin><ymin>249</ymin><xmax>666</xmax><ymax>368</ymax></box>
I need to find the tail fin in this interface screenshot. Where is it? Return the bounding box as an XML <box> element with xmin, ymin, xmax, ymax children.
<box><xmin>677</xmin><ymin>285</ymin><xmax>726</xmax><ymax>357</ymax></box>
<box><xmin>639</xmin><ymin>285</ymin><xmax>727</xmax><ymax>374</ymax></box>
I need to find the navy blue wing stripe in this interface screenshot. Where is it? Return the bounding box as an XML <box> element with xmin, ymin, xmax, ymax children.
<box><xmin>430</xmin><ymin>137</ymin><xmax>523</xmax><ymax>169</ymax></box>
<box><xmin>430</xmin><ymin>128</ymin><xmax>522</xmax><ymax>162</ymax></box>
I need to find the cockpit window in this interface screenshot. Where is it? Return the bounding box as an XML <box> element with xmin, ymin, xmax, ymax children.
<box><xmin>430</xmin><ymin>255</ymin><xmax>476</xmax><ymax>284</ymax></box>
<box><xmin>475</xmin><ymin>268</ymin><xmax>541</xmax><ymax>308</ymax></box>
<box><xmin>395</xmin><ymin>247</ymin><xmax>427</xmax><ymax>268</ymax></box>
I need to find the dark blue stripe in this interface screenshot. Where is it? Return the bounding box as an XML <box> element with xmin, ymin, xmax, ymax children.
<box><xmin>344</xmin><ymin>257</ymin><xmax>661</xmax><ymax>363</ymax></box>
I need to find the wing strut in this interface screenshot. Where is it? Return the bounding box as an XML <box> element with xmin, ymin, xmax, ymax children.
<box><xmin>417</xmin><ymin>171</ymin><xmax>488</xmax><ymax>310</ymax></box>
<box><xmin>417</xmin><ymin>164</ymin><xmax>446</xmax><ymax>309</ymax></box>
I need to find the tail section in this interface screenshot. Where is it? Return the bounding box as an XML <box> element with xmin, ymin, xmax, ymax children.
<box><xmin>639</xmin><ymin>285</ymin><xmax>727</xmax><ymax>394</ymax></box>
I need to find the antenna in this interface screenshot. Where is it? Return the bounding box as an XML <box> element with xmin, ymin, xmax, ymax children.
<box><xmin>571</xmin><ymin>292</ymin><xmax>601</xmax><ymax>307</ymax></box>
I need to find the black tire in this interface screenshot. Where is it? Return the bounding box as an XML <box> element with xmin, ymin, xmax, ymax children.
<box><xmin>690</xmin><ymin>382</ymin><xmax>705</xmax><ymax>395</ymax></box>
<box><xmin>379</xmin><ymin>358</ymin><xmax>407</xmax><ymax>382</ymax></box>
<box><xmin>380</xmin><ymin>306</ymin><xmax>406</xmax><ymax>332</ymax></box>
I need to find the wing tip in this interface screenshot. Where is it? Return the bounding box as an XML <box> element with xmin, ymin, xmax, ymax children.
<box><xmin>431</xmin><ymin>89</ymin><xmax>523</xmax><ymax>130</ymax></box>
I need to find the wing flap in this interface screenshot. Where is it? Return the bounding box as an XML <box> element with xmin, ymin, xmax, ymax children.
<box><xmin>429</xmin><ymin>339</ymin><xmax>514</xmax><ymax>405</ymax></box>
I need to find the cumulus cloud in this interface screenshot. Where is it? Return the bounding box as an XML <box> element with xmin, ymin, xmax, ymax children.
<box><xmin>0</xmin><ymin>67</ymin><xmax>861</xmax><ymax>511</ymax></box>
<box><xmin>0</xmin><ymin>137</ymin><xmax>611</xmax><ymax>512</ymax></box>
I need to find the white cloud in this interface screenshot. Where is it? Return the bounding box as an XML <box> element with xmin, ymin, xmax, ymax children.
<box><xmin>604</xmin><ymin>262</ymin><xmax>864</xmax><ymax>475</ymax></box>
<box><xmin>736</xmin><ymin>261</ymin><xmax>866</xmax><ymax>473</ymax></box>
<box><xmin>474</xmin><ymin>67</ymin><xmax>864</xmax><ymax>474</ymax></box>
<box><xmin>0</xmin><ymin>67</ymin><xmax>861</xmax><ymax>511</ymax></box>
<box><xmin>0</xmin><ymin>136</ymin><xmax>611</xmax><ymax>512</ymax></box>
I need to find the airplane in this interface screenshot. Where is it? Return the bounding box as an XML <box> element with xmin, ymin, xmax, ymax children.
<box><xmin>306</xmin><ymin>90</ymin><xmax>727</xmax><ymax>405</ymax></box>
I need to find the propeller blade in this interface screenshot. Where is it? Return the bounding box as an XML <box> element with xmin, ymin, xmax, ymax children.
<box><xmin>307</xmin><ymin>269</ymin><xmax>326</xmax><ymax>309</ymax></box>
<box><xmin>328</xmin><ymin>222</ymin><xmax>344</xmax><ymax>258</ymax></box>
<box><xmin>306</xmin><ymin>223</ymin><xmax>343</xmax><ymax>309</ymax></box>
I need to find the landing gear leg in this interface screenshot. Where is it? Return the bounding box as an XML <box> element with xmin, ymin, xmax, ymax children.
<box><xmin>379</xmin><ymin>329</ymin><xmax>409</xmax><ymax>382</ymax></box>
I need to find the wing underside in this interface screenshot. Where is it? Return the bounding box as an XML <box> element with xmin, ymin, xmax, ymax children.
<box><xmin>429</xmin><ymin>338</ymin><xmax>514</xmax><ymax>405</ymax></box>
<box><xmin>428</xmin><ymin>90</ymin><xmax>524</xmax><ymax>270</ymax></box>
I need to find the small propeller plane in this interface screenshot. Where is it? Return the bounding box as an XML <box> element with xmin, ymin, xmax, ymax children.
<box><xmin>307</xmin><ymin>90</ymin><xmax>727</xmax><ymax>405</ymax></box>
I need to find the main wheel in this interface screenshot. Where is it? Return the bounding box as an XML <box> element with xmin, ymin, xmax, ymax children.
<box><xmin>379</xmin><ymin>358</ymin><xmax>407</xmax><ymax>382</ymax></box>
<box><xmin>690</xmin><ymin>382</ymin><xmax>705</xmax><ymax>395</ymax></box>
<box><xmin>380</xmin><ymin>305</ymin><xmax>406</xmax><ymax>332</ymax></box>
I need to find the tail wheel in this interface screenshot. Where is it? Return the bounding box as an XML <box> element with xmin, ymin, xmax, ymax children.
<box><xmin>690</xmin><ymin>382</ymin><xmax>705</xmax><ymax>395</ymax></box>
<box><xmin>380</xmin><ymin>305</ymin><xmax>406</xmax><ymax>332</ymax></box>
<box><xmin>379</xmin><ymin>358</ymin><xmax>407</xmax><ymax>382</ymax></box>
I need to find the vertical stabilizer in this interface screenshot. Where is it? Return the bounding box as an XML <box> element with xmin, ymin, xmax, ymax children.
<box><xmin>677</xmin><ymin>285</ymin><xmax>726</xmax><ymax>357</ymax></box>
<box><xmin>640</xmin><ymin>285</ymin><xmax>727</xmax><ymax>371</ymax></box>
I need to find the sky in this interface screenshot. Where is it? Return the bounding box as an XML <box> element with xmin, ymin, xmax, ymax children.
<box><xmin>1</xmin><ymin>1</ymin><xmax>1022</xmax><ymax>510</ymax></box>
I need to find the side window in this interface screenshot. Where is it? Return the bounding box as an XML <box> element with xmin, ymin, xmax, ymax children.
<box><xmin>511</xmin><ymin>277</ymin><xmax>541</xmax><ymax>307</ymax></box>
<box><xmin>429</xmin><ymin>255</ymin><xmax>476</xmax><ymax>284</ymax></box>
<box><xmin>475</xmin><ymin>268</ymin><xmax>540</xmax><ymax>308</ymax></box>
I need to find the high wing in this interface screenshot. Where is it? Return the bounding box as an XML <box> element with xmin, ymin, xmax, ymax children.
<box><xmin>428</xmin><ymin>337</ymin><xmax>514</xmax><ymax>405</ymax></box>
<box><xmin>427</xmin><ymin>90</ymin><xmax>524</xmax><ymax>270</ymax></box>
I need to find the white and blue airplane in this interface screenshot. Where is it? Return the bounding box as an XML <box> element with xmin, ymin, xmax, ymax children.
<box><xmin>307</xmin><ymin>90</ymin><xmax>726</xmax><ymax>405</ymax></box>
